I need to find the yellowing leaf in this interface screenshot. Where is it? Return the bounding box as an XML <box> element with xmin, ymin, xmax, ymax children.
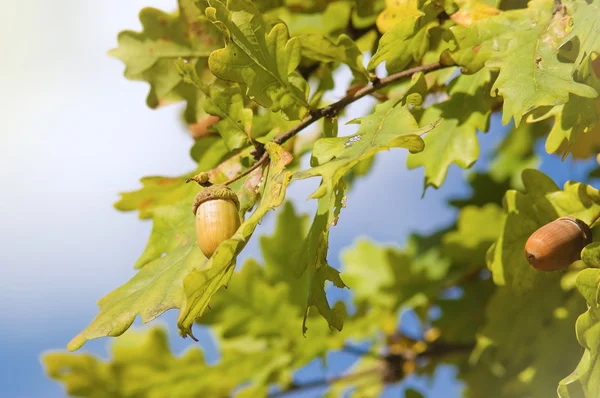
<box><xmin>369</xmin><ymin>0</ymin><xmax>440</xmax><ymax>73</ymax></box>
<box><xmin>376</xmin><ymin>0</ymin><xmax>425</xmax><ymax>33</ymax></box>
<box><xmin>485</xmin><ymin>0</ymin><xmax>597</xmax><ymax>126</ymax></box>
<box><xmin>451</xmin><ymin>0</ymin><xmax>500</xmax><ymax>26</ymax></box>
<box><xmin>206</xmin><ymin>0</ymin><xmax>309</xmax><ymax>119</ymax></box>
<box><xmin>444</xmin><ymin>7</ymin><xmax>532</xmax><ymax>74</ymax></box>
<box><xmin>108</xmin><ymin>1</ymin><xmax>221</xmax><ymax>121</ymax></box>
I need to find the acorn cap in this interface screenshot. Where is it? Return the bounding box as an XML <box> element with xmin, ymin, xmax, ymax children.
<box><xmin>192</xmin><ymin>184</ymin><xmax>240</xmax><ymax>215</ymax></box>
<box><xmin>558</xmin><ymin>216</ymin><xmax>592</xmax><ymax>245</ymax></box>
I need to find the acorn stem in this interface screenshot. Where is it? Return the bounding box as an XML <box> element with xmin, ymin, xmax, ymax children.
<box><xmin>186</xmin><ymin>172</ymin><xmax>212</xmax><ymax>187</ymax></box>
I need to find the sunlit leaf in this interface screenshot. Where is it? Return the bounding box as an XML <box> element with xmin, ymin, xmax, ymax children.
<box><xmin>558</xmin><ymin>266</ymin><xmax>600</xmax><ymax>397</ymax></box>
<box><xmin>299</xmin><ymin>33</ymin><xmax>369</xmax><ymax>82</ymax></box>
<box><xmin>407</xmin><ymin>69</ymin><xmax>496</xmax><ymax>191</ymax></box>
<box><xmin>368</xmin><ymin>0</ymin><xmax>440</xmax><ymax>73</ymax></box>
<box><xmin>485</xmin><ymin>0</ymin><xmax>597</xmax><ymax>125</ymax></box>
<box><xmin>205</xmin><ymin>0</ymin><xmax>309</xmax><ymax>119</ymax></box>
<box><xmin>294</xmin><ymin>91</ymin><xmax>434</xmax><ymax>201</ymax></box>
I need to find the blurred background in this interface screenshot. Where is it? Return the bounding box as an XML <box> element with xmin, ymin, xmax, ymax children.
<box><xmin>1</xmin><ymin>1</ymin><xmax>597</xmax><ymax>397</ymax></box>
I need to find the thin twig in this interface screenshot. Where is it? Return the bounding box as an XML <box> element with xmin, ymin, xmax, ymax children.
<box><xmin>272</xmin><ymin>62</ymin><xmax>443</xmax><ymax>147</ymax></box>
<box><xmin>191</xmin><ymin>62</ymin><xmax>446</xmax><ymax>186</ymax></box>
<box><xmin>268</xmin><ymin>367</ymin><xmax>381</xmax><ymax>398</ymax></box>
<box><xmin>267</xmin><ymin>338</ymin><xmax>474</xmax><ymax>397</ymax></box>
<box><xmin>419</xmin><ymin>342</ymin><xmax>475</xmax><ymax>359</ymax></box>
<box><xmin>341</xmin><ymin>344</ymin><xmax>383</xmax><ymax>359</ymax></box>
<box><xmin>222</xmin><ymin>153</ymin><xmax>269</xmax><ymax>186</ymax></box>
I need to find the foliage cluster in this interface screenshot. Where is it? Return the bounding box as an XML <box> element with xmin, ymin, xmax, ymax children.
<box><xmin>43</xmin><ymin>0</ymin><xmax>600</xmax><ymax>396</ymax></box>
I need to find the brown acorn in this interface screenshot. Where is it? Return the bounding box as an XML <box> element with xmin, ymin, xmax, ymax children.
<box><xmin>192</xmin><ymin>185</ymin><xmax>241</xmax><ymax>258</ymax></box>
<box><xmin>524</xmin><ymin>216</ymin><xmax>592</xmax><ymax>272</ymax></box>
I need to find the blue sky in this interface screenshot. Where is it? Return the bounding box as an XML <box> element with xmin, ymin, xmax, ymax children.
<box><xmin>1</xmin><ymin>1</ymin><xmax>597</xmax><ymax>397</ymax></box>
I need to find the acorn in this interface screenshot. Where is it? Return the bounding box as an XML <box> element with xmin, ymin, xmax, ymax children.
<box><xmin>192</xmin><ymin>184</ymin><xmax>241</xmax><ymax>258</ymax></box>
<box><xmin>524</xmin><ymin>216</ymin><xmax>592</xmax><ymax>272</ymax></box>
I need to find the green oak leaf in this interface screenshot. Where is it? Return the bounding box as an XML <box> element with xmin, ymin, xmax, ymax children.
<box><xmin>433</xmin><ymin>278</ymin><xmax>495</xmax><ymax>345</ymax></box>
<box><xmin>205</xmin><ymin>0</ymin><xmax>309</xmax><ymax>119</ymax></box>
<box><xmin>197</xmin><ymin>203</ymin><xmax>310</xmax><ymax>335</ymax></box>
<box><xmin>67</xmin><ymin>199</ymin><xmax>202</xmax><ymax>351</ymax></box>
<box><xmin>115</xmin><ymin>137</ymin><xmax>264</xmax><ymax>227</ymax></box>
<box><xmin>532</xmin><ymin>97</ymin><xmax>600</xmax><ymax>159</ymax></box>
<box><xmin>368</xmin><ymin>0</ymin><xmax>440</xmax><ymax>73</ymax></box>
<box><xmin>267</xmin><ymin>1</ymin><xmax>353</xmax><ymax>40</ymax></box>
<box><xmin>260</xmin><ymin>202</ymin><xmax>310</xmax><ymax>309</ymax></box>
<box><xmin>175</xmin><ymin>59</ymin><xmax>254</xmax><ymax>150</ymax></box>
<box><xmin>190</xmin><ymin>134</ymin><xmax>231</xmax><ymax>163</ymax></box>
<box><xmin>448</xmin><ymin>172</ymin><xmax>511</xmax><ymax>209</ymax></box>
<box><xmin>115</xmin><ymin>132</ymin><xmax>229</xmax><ymax>220</ymax></box>
<box><xmin>290</xmin><ymin>91</ymin><xmax>439</xmax><ymax>331</ymax></box>
<box><xmin>50</xmin><ymin>326</ymin><xmax>277</xmax><ymax>397</ymax></box>
<box><xmin>560</xmin><ymin>0</ymin><xmax>600</xmax><ymax>72</ymax></box>
<box><xmin>294</xmin><ymin>181</ymin><xmax>348</xmax><ymax>333</ymax></box>
<box><xmin>353</xmin><ymin>0</ymin><xmax>386</xmax><ymax>31</ymax></box>
<box><xmin>487</xmin><ymin>168</ymin><xmax>600</xmax><ymax>291</ymax></box>
<box><xmin>67</xmin><ymin>144</ymin><xmax>287</xmax><ymax>350</ymax></box>
<box><xmin>298</xmin><ymin>33</ymin><xmax>369</xmax><ymax>83</ymax></box>
<box><xmin>304</xmin><ymin>260</ymin><xmax>347</xmax><ymax>333</ymax></box>
<box><xmin>582</xmin><ymin>243</ymin><xmax>600</xmax><ymax>269</ymax></box>
<box><xmin>558</xmin><ymin>266</ymin><xmax>600</xmax><ymax>398</ymax></box>
<box><xmin>177</xmin><ymin>142</ymin><xmax>294</xmax><ymax>338</ymax></box>
<box><xmin>307</xmin><ymin>63</ymin><xmax>335</xmax><ymax>108</ymax></box>
<box><xmin>407</xmin><ymin>69</ymin><xmax>495</xmax><ymax>191</ymax></box>
<box><xmin>342</xmin><ymin>239</ymin><xmax>451</xmax><ymax>312</ymax></box>
<box><xmin>294</xmin><ymin>93</ymin><xmax>434</xmax><ymax>201</ymax></box>
<box><xmin>444</xmin><ymin>0</ymin><xmax>551</xmax><ymax>74</ymax></box>
<box><xmin>485</xmin><ymin>0</ymin><xmax>597</xmax><ymax>126</ymax></box>
<box><xmin>108</xmin><ymin>1</ymin><xmax>221</xmax><ymax>122</ymax></box>
<box><xmin>115</xmin><ymin>175</ymin><xmax>200</xmax><ymax>220</ymax></box>
<box><xmin>198</xmin><ymin>82</ymin><xmax>253</xmax><ymax>150</ymax></box>
<box><xmin>323</xmin><ymin>356</ymin><xmax>384</xmax><ymax>398</ymax></box>
<box><xmin>197</xmin><ymin>258</ymin><xmax>302</xmax><ymax>339</ymax></box>
<box><xmin>488</xmin><ymin>120</ymin><xmax>547</xmax><ymax>188</ymax></box>
<box><xmin>466</xmin><ymin>289</ymin><xmax>584</xmax><ymax>398</ymax></box>
<box><xmin>252</xmin><ymin>0</ymin><xmax>332</xmax><ymax>14</ymax></box>
<box><xmin>442</xmin><ymin>203</ymin><xmax>505</xmax><ymax>265</ymax></box>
